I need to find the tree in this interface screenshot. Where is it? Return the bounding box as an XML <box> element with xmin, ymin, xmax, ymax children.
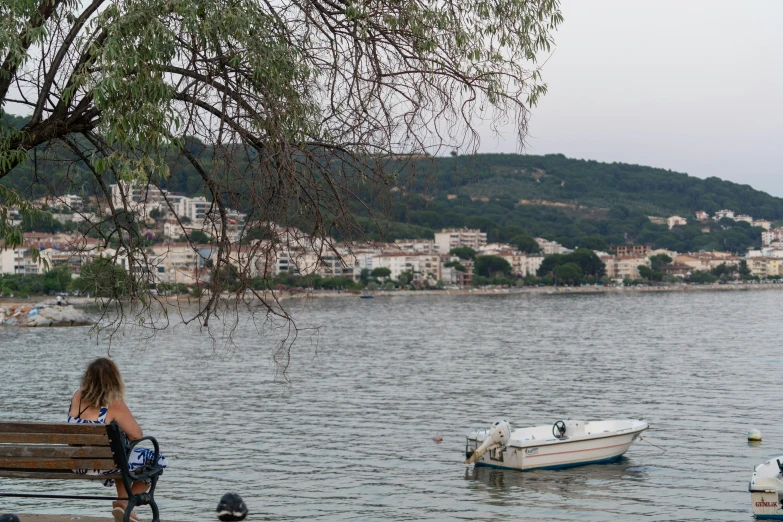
<box><xmin>537</xmin><ymin>254</ymin><xmax>566</xmax><ymax>277</ymax></box>
<box><xmin>711</xmin><ymin>263</ymin><xmax>737</xmax><ymax>277</ymax></box>
<box><xmin>72</xmin><ymin>258</ymin><xmax>129</xmax><ymax>297</ymax></box>
<box><xmin>685</xmin><ymin>270</ymin><xmax>717</xmax><ymax>284</ymax></box>
<box><xmin>649</xmin><ymin>254</ymin><xmax>672</xmax><ymax>271</ymax></box>
<box><xmin>443</xmin><ymin>260</ymin><xmax>466</xmax><ymax>272</ymax></box>
<box><xmin>638</xmin><ymin>265</ymin><xmax>653</xmax><ymax>280</ymax></box>
<box><xmin>0</xmin><ymin>0</ymin><xmax>563</xmax><ymax>360</ymax></box>
<box><xmin>567</xmin><ymin>249</ymin><xmax>605</xmax><ymax>279</ymax></box>
<box><xmin>553</xmin><ymin>262</ymin><xmax>581</xmax><ymax>285</ymax></box>
<box><xmin>397</xmin><ymin>271</ymin><xmax>414</xmax><ymax>287</ymax></box>
<box><xmin>509</xmin><ymin>233</ymin><xmax>541</xmax><ymax>253</ymax></box>
<box><xmin>474</xmin><ymin>256</ymin><xmax>512</xmax><ymax>277</ymax></box>
<box><xmin>739</xmin><ymin>259</ymin><xmax>752</xmax><ymax>279</ymax></box>
<box><xmin>187</xmin><ymin>230</ymin><xmax>211</xmax><ymax>244</ymax></box>
<box><xmin>44</xmin><ymin>265</ymin><xmax>72</xmax><ymax>294</ymax></box>
<box><xmin>449</xmin><ymin>247</ymin><xmax>477</xmax><ymax>260</ymax></box>
<box><xmin>537</xmin><ymin>250</ymin><xmax>605</xmax><ymax>280</ymax></box>
<box><xmin>370</xmin><ymin>267</ymin><xmax>391</xmax><ymax>279</ymax></box>
<box><xmin>579</xmin><ymin>235</ymin><xmax>609</xmax><ymax>252</ymax></box>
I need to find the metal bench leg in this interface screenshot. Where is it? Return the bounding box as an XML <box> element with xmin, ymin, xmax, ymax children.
<box><xmin>148</xmin><ymin>474</ymin><xmax>161</xmax><ymax>522</ymax></box>
<box><xmin>123</xmin><ymin>497</ymin><xmax>136</xmax><ymax>522</ymax></box>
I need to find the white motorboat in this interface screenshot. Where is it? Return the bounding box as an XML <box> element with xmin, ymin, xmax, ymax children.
<box><xmin>465</xmin><ymin>418</ymin><xmax>648</xmax><ymax>471</ymax></box>
<box><xmin>749</xmin><ymin>456</ymin><xmax>783</xmax><ymax>519</ymax></box>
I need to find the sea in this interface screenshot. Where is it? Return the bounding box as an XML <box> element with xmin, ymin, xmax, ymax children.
<box><xmin>0</xmin><ymin>290</ymin><xmax>781</xmax><ymax>521</ymax></box>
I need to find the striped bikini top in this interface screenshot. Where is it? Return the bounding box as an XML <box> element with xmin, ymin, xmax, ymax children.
<box><xmin>66</xmin><ymin>390</ymin><xmax>107</xmax><ymax>424</ymax></box>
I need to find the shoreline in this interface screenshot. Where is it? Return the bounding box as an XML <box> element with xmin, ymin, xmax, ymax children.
<box><xmin>279</xmin><ymin>281</ymin><xmax>783</xmax><ymax>299</ymax></box>
<box><xmin>2</xmin><ymin>281</ymin><xmax>781</xmax><ymax>310</ymax></box>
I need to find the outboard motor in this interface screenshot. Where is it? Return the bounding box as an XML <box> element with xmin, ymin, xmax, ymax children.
<box><xmin>465</xmin><ymin>420</ymin><xmax>511</xmax><ymax>464</ymax></box>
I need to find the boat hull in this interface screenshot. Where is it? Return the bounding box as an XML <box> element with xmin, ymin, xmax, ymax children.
<box><xmin>749</xmin><ymin>456</ymin><xmax>783</xmax><ymax>519</ymax></box>
<box><xmin>470</xmin><ymin>427</ymin><xmax>646</xmax><ymax>472</ymax></box>
<box><xmin>751</xmin><ymin>490</ymin><xmax>783</xmax><ymax>520</ymax></box>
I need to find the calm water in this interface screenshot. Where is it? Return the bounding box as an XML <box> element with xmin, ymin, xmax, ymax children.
<box><xmin>1</xmin><ymin>290</ymin><xmax>782</xmax><ymax>521</ymax></box>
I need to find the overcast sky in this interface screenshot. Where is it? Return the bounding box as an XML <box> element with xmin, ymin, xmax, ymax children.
<box><xmin>480</xmin><ymin>0</ymin><xmax>783</xmax><ymax>196</ymax></box>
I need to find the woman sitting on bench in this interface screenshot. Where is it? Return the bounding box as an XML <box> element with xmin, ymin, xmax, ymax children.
<box><xmin>67</xmin><ymin>357</ymin><xmax>168</xmax><ymax>522</ymax></box>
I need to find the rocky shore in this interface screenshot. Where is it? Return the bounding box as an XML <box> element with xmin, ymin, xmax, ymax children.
<box><xmin>0</xmin><ymin>302</ymin><xmax>93</xmax><ymax>326</ymax></box>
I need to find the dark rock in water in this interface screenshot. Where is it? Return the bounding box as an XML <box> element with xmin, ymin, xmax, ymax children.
<box><xmin>0</xmin><ymin>514</ymin><xmax>21</xmax><ymax>522</ymax></box>
<box><xmin>216</xmin><ymin>492</ymin><xmax>248</xmax><ymax>521</ymax></box>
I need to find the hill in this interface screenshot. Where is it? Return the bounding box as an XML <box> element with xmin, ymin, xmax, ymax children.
<box><xmin>0</xmin><ymin>117</ymin><xmax>777</xmax><ymax>254</ymax></box>
<box><xmin>356</xmin><ymin>153</ymin><xmax>780</xmax><ymax>253</ymax></box>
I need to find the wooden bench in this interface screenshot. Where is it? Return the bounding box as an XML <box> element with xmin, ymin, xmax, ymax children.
<box><xmin>0</xmin><ymin>421</ymin><xmax>163</xmax><ymax>522</ymax></box>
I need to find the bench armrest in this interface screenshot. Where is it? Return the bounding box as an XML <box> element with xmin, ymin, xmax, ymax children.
<box><xmin>128</xmin><ymin>436</ymin><xmax>160</xmax><ymax>461</ymax></box>
<box><xmin>126</xmin><ymin>436</ymin><xmax>162</xmax><ymax>482</ymax></box>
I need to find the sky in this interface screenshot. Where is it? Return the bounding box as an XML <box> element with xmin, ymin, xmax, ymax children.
<box><xmin>478</xmin><ymin>0</ymin><xmax>783</xmax><ymax>196</ymax></box>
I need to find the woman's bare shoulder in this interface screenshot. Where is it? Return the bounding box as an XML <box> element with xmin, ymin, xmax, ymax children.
<box><xmin>107</xmin><ymin>398</ymin><xmax>133</xmax><ymax>415</ymax></box>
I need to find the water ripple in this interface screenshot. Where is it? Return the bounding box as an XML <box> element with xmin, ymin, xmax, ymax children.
<box><xmin>0</xmin><ymin>291</ymin><xmax>777</xmax><ymax>520</ymax></box>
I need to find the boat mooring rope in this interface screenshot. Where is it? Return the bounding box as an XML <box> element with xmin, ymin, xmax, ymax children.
<box><xmin>640</xmin><ymin>436</ymin><xmax>666</xmax><ymax>455</ymax></box>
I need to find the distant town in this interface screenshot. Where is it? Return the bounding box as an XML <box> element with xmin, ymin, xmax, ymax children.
<box><xmin>2</xmin><ymin>183</ymin><xmax>783</xmax><ymax>296</ymax></box>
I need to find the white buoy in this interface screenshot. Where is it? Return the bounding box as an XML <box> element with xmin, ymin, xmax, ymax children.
<box><xmin>748</xmin><ymin>429</ymin><xmax>762</xmax><ymax>442</ymax></box>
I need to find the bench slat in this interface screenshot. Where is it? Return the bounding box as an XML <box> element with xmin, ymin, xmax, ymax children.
<box><xmin>0</xmin><ymin>422</ymin><xmax>107</xmax><ymax>435</ymax></box>
<box><xmin>0</xmin><ymin>445</ymin><xmax>113</xmax><ymax>458</ymax></box>
<box><xmin>0</xmin><ymin>469</ymin><xmax>121</xmax><ymax>480</ymax></box>
<box><xmin>0</xmin><ymin>433</ymin><xmax>108</xmax><ymax>445</ymax></box>
<box><xmin>0</xmin><ymin>457</ymin><xmax>117</xmax><ymax>470</ymax></box>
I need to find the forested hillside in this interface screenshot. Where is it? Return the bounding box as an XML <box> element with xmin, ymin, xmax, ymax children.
<box><xmin>1</xmin><ymin>114</ymin><xmax>778</xmax><ymax>254</ymax></box>
<box><xmin>351</xmin><ymin>154</ymin><xmax>779</xmax><ymax>253</ymax></box>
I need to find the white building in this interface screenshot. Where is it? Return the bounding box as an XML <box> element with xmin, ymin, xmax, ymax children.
<box><xmin>434</xmin><ymin>228</ymin><xmax>487</xmax><ymax>254</ymax></box>
<box><xmin>525</xmin><ymin>254</ymin><xmax>545</xmax><ymax>277</ymax></box>
<box><xmin>747</xmin><ymin>248</ymin><xmax>783</xmax><ymax>259</ymax></box>
<box><xmin>373</xmin><ymin>253</ymin><xmax>441</xmax><ymax>281</ymax></box>
<box><xmin>177</xmin><ymin>196</ymin><xmax>209</xmax><ymax>222</ymax></box>
<box><xmin>762</xmin><ymin>228</ymin><xmax>783</xmax><ymax>247</ymax></box>
<box><xmin>0</xmin><ymin>246</ymin><xmax>14</xmax><ymax>274</ymax></box>
<box><xmin>479</xmin><ymin>243</ymin><xmax>517</xmax><ymax>255</ymax></box>
<box><xmin>714</xmin><ymin>209</ymin><xmax>735</xmax><ymax>221</ymax></box>
<box><xmin>616</xmin><ymin>256</ymin><xmax>650</xmax><ymax>280</ymax></box>
<box><xmin>110</xmin><ymin>182</ymin><xmax>168</xmax><ymax>217</ymax></box>
<box><xmin>667</xmin><ymin>216</ymin><xmax>687</xmax><ymax>229</ymax></box>
<box><xmin>535</xmin><ymin>238</ymin><xmax>571</xmax><ymax>255</ymax></box>
<box><xmin>735</xmin><ymin>214</ymin><xmax>753</xmax><ymax>224</ymax></box>
<box><xmin>753</xmin><ymin>220</ymin><xmax>772</xmax><ymax>230</ymax></box>
<box><xmin>394</xmin><ymin>239</ymin><xmax>438</xmax><ymax>254</ymax></box>
<box><xmin>110</xmin><ymin>182</ymin><xmax>244</xmax><ymax>238</ymax></box>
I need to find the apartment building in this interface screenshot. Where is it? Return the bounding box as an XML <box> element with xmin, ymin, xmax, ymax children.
<box><xmin>762</xmin><ymin>228</ymin><xmax>783</xmax><ymax>247</ymax></box>
<box><xmin>526</xmin><ymin>254</ymin><xmax>545</xmax><ymax>277</ymax></box>
<box><xmin>535</xmin><ymin>238</ymin><xmax>571</xmax><ymax>255</ymax></box>
<box><xmin>615</xmin><ymin>256</ymin><xmax>650</xmax><ymax>280</ymax></box>
<box><xmin>434</xmin><ymin>228</ymin><xmax>487</xmax><ymax>254</ymax></box>
<box><xmin>394</xmin><ymin>239</ymin><xmax>438</xmax><ymax>254</ymax></box>
<box><xmin>614</xmin><ymin>245</ymin><xmax>650</xmax><ymax>257</ymax></box>
<box><xmin>0</xmin><ymin>246</ymin><xmax>15</xmax><ymax>274</ymax></box>
<box><xmin>493</xmin><ymin>250</ymin><xmax>528</xmax><ymax>276</ymax></box>
<box><xmin>373</xmin><ymin>253</ymin><xmax>441</xmax><ymax>281</ymax></box>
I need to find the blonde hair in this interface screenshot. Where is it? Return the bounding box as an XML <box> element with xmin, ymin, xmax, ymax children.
<box><xmin>80</xmin><ymin>358</ymin><xmax>125</xmax><ymax>408</ymax></box>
